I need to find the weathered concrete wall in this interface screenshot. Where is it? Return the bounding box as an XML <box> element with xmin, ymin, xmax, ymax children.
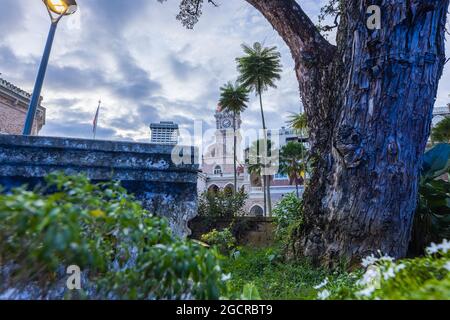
<box><xmin>189</xmin><ymin>217</ymin><xmax>275</xmax><ymax>248</ymax></box>
<box><xmin>0</xmin><ymin>135</ymin><xmax>199</xmax><ymax>238</ymax></box>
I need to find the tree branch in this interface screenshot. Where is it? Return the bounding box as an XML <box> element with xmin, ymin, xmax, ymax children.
<box><xmin>245</xmin><ymin>0</ymin><xmax>336</xmax><ymax>66</ymax></box>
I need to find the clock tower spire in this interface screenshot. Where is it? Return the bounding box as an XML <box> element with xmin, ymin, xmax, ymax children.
<box><xmin>202</xmin><ymin>105</ymin><xmax>243</xmax><ymax>177</ymax></box>
<box><xmin>215</xmin><ymin>105</ymin><xmax>241</xmax><ymax>131</ymax></box>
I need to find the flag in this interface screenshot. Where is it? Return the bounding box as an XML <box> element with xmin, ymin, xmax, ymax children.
<box><xmin>93</xmin><ymin>100</ymin><xmax>101</xmax><ymax>139</ymax></box>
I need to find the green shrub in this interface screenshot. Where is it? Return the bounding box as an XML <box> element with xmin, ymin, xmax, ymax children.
<box><xmin>222</xmin><ymin>246</ymin><xmax>355</xmax><ymax>300</ymax></box>
<box><xmin>410</xmin><ymin>143</ymin><xmax>450</xmax><ymax>255</ymax></box>
<box><xmin>0</xmin><ymin>173</ymin><xmax>226</xmax><ymax>300</ymax></box>
<box><xmin>224</xmin><ymin>242</ymin><xmax>450</xmax><ymax>300</ymax></box>
<box><xmin>201</xmin><ymin>228</ymin><xmax>236</xmax><ymax>255</ymax></box>
<box><xmin>272</xmin><ymin>193</ymin><xmax>303</xmax><ymax>243</ymax></box>
<box><xmin>198</xmin><ymin>189</ymin><xmax>248</xmax><ymax>219</ymax></box>
<box><xmin>316</xmin><ymin>240</ymin><xmax>450</xmax><ymax>300</ymax></box>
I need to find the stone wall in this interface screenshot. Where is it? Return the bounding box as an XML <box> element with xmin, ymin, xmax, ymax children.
<box><xmin>189</xmin><ymin>217</ymin><xmax>275</xmax><ymax>248</ymax></box>
<box><xmin>0</xmin><ymin>135</ymin><xmax>199</xmax><ymax>238</ymax></box>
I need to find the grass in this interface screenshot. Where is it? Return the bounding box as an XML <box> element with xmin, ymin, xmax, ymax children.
<box><xmin>222</xmin><ymin>246</ymin><xmax>358</xmax><ymax>300</ymax></box>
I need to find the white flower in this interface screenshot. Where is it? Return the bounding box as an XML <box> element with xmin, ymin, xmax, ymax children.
<box><xmin>427</xmin><ymin>239</ymin><xmax>450</xmax><ymax>255</ymax></box>
<box><xmin>356</xmin><ymin>286</ymin><xmax>376</xmax><ymax>297</ymax></box>
<box><xmin>426</xmin><ymin>242</ymin><xmax>441</xmax><ymax>255</ymax></box>
<box><xmin>443</xmin><ymin>261</ymin><xmax>450</xmax><ymax>272</ymax></box>
<box><xmin>361</xmin><ymin>254</ymin><xmax>378</xmax><ymax>267</ymax></box>
<box><xmin>439</xmin><ymin>239</ymin><xmax>450</xmax><ymax>253</ymax></box>
<box><xmin>383</xmin><ymin>267</ymin><xmax>396</xmax><ymax>280</ymax></box>
<box><xmin>317</xmin><ymin>289</ymin><xmax>330</xmax><ymax>300</ymax></box>
<box><xmin>221</xmin><ymin>273</ymin><xmax>232</xmax><ymax>282</ymax></box>
<box><xmin>314</xmin><ymin>278</ymin><xmax>328</xmax><ymax>290</ymax></box>
<box><xmin>395</xmin><ymin>263</ymin><xmax>406</xmax><ymax>272</ymax></box>
<box><xmin>357</xmin><ymin>266</ymin><xmax>381</xmax><ymax>288</ymax></box>
<box><xmin>379</xmin><ymin>255</ymin><xmax>394</xmax><ymax>263</ymax></box>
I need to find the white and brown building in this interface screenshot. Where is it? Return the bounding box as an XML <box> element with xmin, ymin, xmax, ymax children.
<box><xmin>199</xmin><ymin>107</ymin><xmax>306</xmax><ymax>216</ymax></box>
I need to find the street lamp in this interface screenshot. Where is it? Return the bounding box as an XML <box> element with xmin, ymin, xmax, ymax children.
<box><xmin>22</xmin><ymin>0</ymin><xmax>78</xmax><ymax>135</ymax></box>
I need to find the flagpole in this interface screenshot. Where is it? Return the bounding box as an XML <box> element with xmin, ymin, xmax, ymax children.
<box><xmin>93</xmin><ymin>99</ymin><xmax>101</xmax><ymax>140</ymax></box>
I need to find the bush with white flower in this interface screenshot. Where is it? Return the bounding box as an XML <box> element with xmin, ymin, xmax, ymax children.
<box><xmin>315</xmin><ymin>240</ymin><xmax>450</xmax><ymax>300</ymax></box>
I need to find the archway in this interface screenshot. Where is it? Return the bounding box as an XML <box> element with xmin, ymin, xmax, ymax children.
<box><xmin>207</xmin><ymin>184</ymin><xmax>219</xmax><ymax>194</ymax></box>
<box><xmin>224</xmin><ymin>184</ymin><xmax>234</xmax><ymax>195</ymax></box>
<box><xmin>250</xmin><ymin>205</ymin><xmax>264</xmax><ymax>217</ymax></box>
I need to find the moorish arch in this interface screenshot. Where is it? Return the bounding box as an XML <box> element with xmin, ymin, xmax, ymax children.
<box><xmin>207</xmin><ymin>184</ymin><xmax>220</xmax><ymax>194</ymax></box>
<box><xmin>224</xmin><ymin>183</ymin><xmax>234</xmax><ymax>194</ymax></box>
<box><xmin>249</xmin><ymin>205</ymin><xmax>264</xmax><ymax>217</ymax></box>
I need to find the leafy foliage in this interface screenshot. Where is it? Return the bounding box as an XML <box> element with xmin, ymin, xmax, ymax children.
<box><xmin>237</xmin><ymin>42</ymin><xmax>282</xmax><ymax>217</ymax></box>
<box><xmin>236</xmin><ymin>42</ymin><xmax>283</xmax><ymax>97</ymax></box>
<box><xmin>224</xmin><ymin>242</ymin><xmax>450</xmax><ymax>300</ymax></box>
<box><xmin>317</xmin><ymin>0</ymin><xmax>342</xmax><ymax>37</ymax></box>
<box><xmin>272</xmin><ymin>193</ymin><xmax>303</xmax><ymax>244</ymax></box>
<box><xmin>201</xmin><ymin>228</ymin><xmax>236</xmax><ymax>255</ymax></box>
<box><xmin>223</xmin><ymin>246</ymin><xmax>355</xmax><ymax>300</ymax></box>
<box><xmin>431</xmin><ymin>117</ymin><xmax>450</xmax><ymax>144</ymax></box>
<box><xmin>219</xmin><ymin>82</ymin><xmax>249</xmax><ymax>116</ymax></box>
<box><xmin>288</xmin><ymin>112</ymin><xmax>308</xmax><ymax>134</ymax></box>
<box><xmin>0</xmin><ymin>173</ymin><xmax>226</xmax><ymax>300</ymax></box>
<box><xmin>219</xmin><ymin>81</ymin><xmax>250</xmax><ymax>193</ymax></box>
<box><xmin>279</xmin><ymin>142</ymin><xmax>307</xmax><ymax>196</ymax></box>
<box><xmin>324</xmin><ymin>241</ymin><xmax>450</xmax><ymax>300</ymax></box>
<box><xmin>410</xmin><ymin>144</ymin><xmax>450</xmax><ymax>254</ymax></box>
<box><xmin>198</xmin><ymin>189</ymin><xmax>248</xmax><ymax>219</ymax></box>
<box><xmin>240</xmin><ymin>283</ymin><xmax>261</xmax><ymax>300</ymax></box>
<box><xmin>246</xmin><ymin>138</ymin><xmax>278</xmax><ymax>179</ymax></box>
<box><xmin>157</xmin><ymin>0</ymin><xmax>218</xmax><ymax>29</ymax></box>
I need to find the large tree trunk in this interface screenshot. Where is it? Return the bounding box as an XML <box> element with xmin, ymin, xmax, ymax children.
<box><xmin>246</xmin><ymin>0</ymin><xmax>449</xmax><ymax>267</ymax></box>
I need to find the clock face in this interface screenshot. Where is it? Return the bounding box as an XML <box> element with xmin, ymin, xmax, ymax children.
<box><xmin>222</xmin><ymin>119</ymin><xmax>232</xmax><ymax>128</ymax></box>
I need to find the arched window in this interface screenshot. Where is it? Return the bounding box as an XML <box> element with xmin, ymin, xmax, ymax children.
<box><xmin>213</xmin><ymin>165</ymin><xmax>222</xmax><ymax>175</ymax></box>
<box><xmin>208</xmin><ymin>185</ymin><xmax>219</xmax><ymax>194</ymax></box>
<box><xmin>250</xmin><ymin>205</ymin><xmax>264</xmax><ymax>217</ymax></box>
<box><xmin>224</xmin><ymin>184</ymin><xmax>234</xmax><ymax>195</ymax></box>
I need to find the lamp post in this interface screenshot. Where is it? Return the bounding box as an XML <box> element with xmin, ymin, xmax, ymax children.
<box><xmin>22</xmin><ymin>0</ymin><xmax>78</xmax><ymax>135</ymax></box>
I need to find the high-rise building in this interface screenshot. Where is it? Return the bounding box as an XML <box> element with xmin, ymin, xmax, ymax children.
<box><xmin>0</xmin><ymin>77</ymin><xmax>46</xmax><ymax>135</ymax></box>
<box><xmin>150</xmin><ymin>121</ymin><xmax>180</xmax><ymax>145</ymax></box>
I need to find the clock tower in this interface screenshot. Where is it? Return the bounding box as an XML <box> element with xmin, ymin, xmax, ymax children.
<box><xmin>214</xmin><ymin>107</ymin><xmax>242</xmax><ymax>131</ymax></box>
<box><xmin>202</xmin><ymin>106</ymin><xmax>243</xmax><ymax>177</ymax></box>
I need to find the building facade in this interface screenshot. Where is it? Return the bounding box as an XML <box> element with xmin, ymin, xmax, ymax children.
<box><xmin>150</xmin><ymin>121</ymin><xmax>180</xmax><ymax>145</ymax></box>
<box><xmin>199</xmin><ymin>107</ymin><xmax>305</xmax><ymax>216</ymax></box>
<box><xmin>0</xmin><ymin>78</ymin><xmax>46</xmax><ymax>135</ymax></box>
<box><xmin>432</xmin><ymin>104</ymin><xmax>450</xmax><ymax>127</ymax></box>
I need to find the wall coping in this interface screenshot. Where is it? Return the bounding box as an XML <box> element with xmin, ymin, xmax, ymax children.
<box><xmin>0</xmin><ymin>134</ymin><xmax>196</xmax><ymax>156</ymax></box>
<box><xmin>192</xmin><ymin>216</ymin><xmax>275</xmax><ymax>223</ymax></box>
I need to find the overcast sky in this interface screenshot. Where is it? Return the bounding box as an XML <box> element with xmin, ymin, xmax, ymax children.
<box><xmin>1</xmin><ymin>0</ymin><xmax>450</xmax><ymax>145</ymax></box>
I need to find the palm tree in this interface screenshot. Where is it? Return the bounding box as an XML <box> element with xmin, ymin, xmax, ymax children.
<box><xmin>431</xmin><ymin>116</ymin><xmax>450</xmax><ymax>144</ymax></box>
<box><xmin>288</xmin><ymin>112</ymin><xmax>309</xmax><ymax>179</ymax></box>
<box><xmin>236</xmin><ymin>42</ymin><xmax>282</xmax><ymax>216</ymax></box>
<box><xmin>279</xmin><ymin>141</ymin><xmax>307</xmax><ymax>198</ymax></box>
<box><xmin>247</xmin><ymin>152</ymin><xmax>266</xmax><ymax>216</ymax></box>
<box><xmin>288</xmin><ymin>112</ymin><xmax>308</xmax><ymax>135</ymax></box>
<box><xmin>246</xmin><ymin>139</ymin><xmax>276</xmax><ymax>216</ymax></box>
<box><xmin>219</xmin><ymin>81</ymin><xmax>249</xmax><ymax>194</ymax></box>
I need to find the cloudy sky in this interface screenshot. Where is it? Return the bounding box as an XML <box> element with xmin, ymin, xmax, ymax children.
<box><xmin>1</xmin><ymin>0</ymin><xmax>450</xmax><ymax>147</ymax></box>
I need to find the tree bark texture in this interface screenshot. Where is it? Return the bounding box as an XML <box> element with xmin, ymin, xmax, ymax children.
<box><xmin>246</xmin><ymin>0</ymin><xmax>449</xmax><ymax>267</ymax></box>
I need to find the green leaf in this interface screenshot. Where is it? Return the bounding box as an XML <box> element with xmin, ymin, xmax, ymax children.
<box><xmin>421</xmin><ymin>143</ymin><xmax>450</xmax><ymax>179</ymax></box>
<box><xmin>241</xmin><ymin>283</ymin><xmax>262</xmax><ymax>300</ymax></box>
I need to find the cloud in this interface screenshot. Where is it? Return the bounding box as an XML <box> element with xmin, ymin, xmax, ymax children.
<box><xmin>3</xmin><ymin>0</ymin><xmax>448</xmax><ymax>149</ymax></box>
